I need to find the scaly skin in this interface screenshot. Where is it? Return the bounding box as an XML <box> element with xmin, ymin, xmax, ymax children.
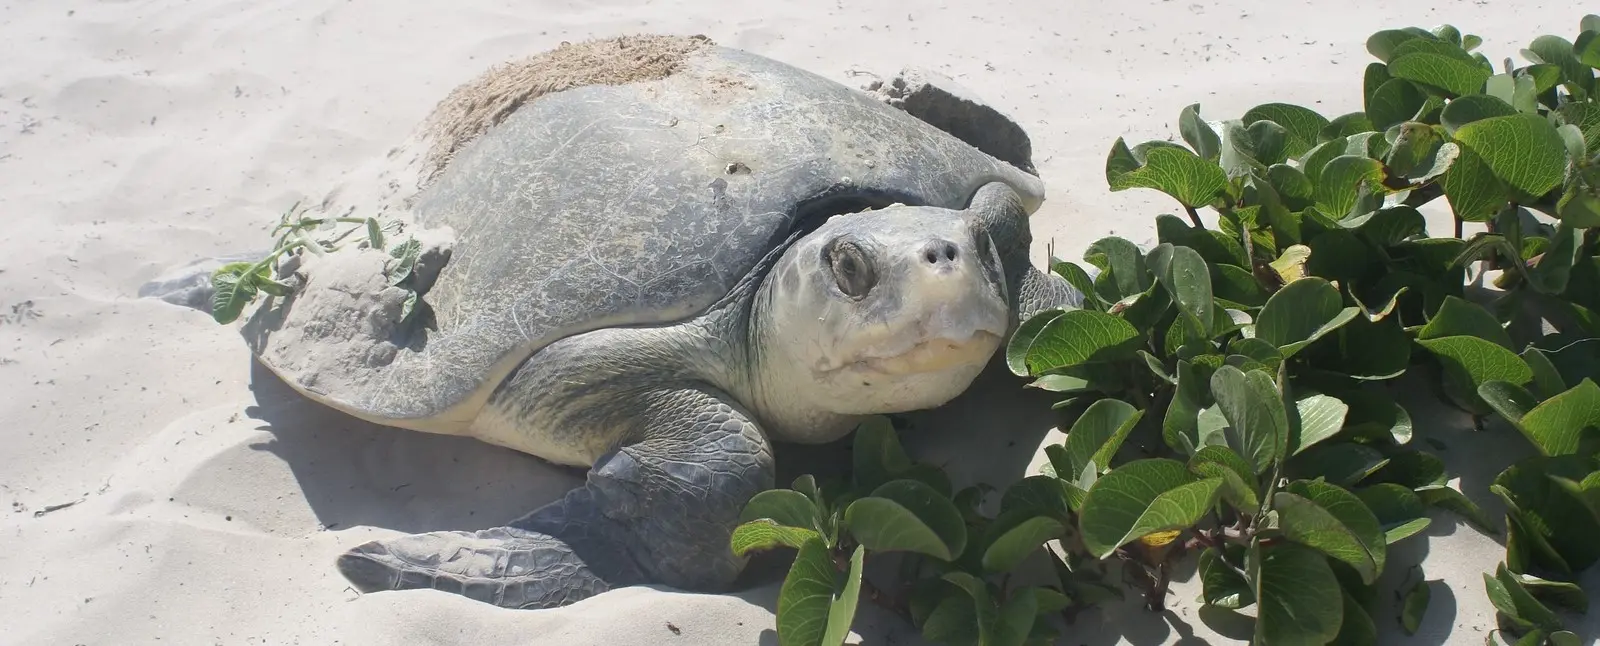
<box><xmin>334</xmin><ymin>183</ymin><xmax>1081</xmax><ymax>609</ymax></box>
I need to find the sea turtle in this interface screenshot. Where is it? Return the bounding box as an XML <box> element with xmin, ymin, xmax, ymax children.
<box><xmin>144</xmin><ymin>34</ymin><xmax>1082</xmax><ymax>610</ymax></box>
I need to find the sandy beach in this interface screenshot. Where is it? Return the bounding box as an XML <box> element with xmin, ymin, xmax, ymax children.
<box><xmin>1</xmin><ymin>1</ymin><xmax>1595</xmax><ymax>644</ymax></box>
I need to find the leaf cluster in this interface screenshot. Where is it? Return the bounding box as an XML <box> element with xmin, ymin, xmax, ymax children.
<box><xmin>739</xmin><ymin>16</ymin><xmax>1600</xmax><ymax>646</ymax></box>
<box><xmin>207</xmin><ymin>201</ymin><xmax>424</xmax><ymax>324</ymax></box>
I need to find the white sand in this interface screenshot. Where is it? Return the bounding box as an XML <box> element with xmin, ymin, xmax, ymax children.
<box><xmin>1</xmin><ymin>1</ymin><xmax>1595</xmax><ymax>644</ymax></box>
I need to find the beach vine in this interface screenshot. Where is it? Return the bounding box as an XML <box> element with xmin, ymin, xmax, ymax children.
<box><xmin>735</xmin><ymin>16</ymin><xmax>1600</xmax><ymax>646</ymax></box>
<box><xmin>206</xmin><ymin>202</ymin><xmax>422</xmax><ymax>325</ymax></box>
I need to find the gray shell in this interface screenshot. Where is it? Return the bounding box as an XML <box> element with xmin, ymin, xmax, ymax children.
<box><xmin>242</xmin><ymin>39</ymin><xmax>1045</xmax><ymax>427</ymax></box>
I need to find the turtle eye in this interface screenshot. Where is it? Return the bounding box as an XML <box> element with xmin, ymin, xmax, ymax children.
<box><xmin>827</xmin><ymin>240</ymin><xmax>877</xmax><ymax>299</ymax></box>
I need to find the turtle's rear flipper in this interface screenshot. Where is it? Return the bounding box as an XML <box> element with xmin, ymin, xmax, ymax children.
<box><xmin>337</xmin><ymin>383</ymin><xmax>777</xmax><ymax>609</ymax></box>
<box><xmin>137</xmin><ymin>251</ymin><xmax>272</xmax><ymax>313</ymax></box>
<box><xmin>336</xmin><ymin>526</ymin><xmax>624</xmax><ymax>609</ymax></box>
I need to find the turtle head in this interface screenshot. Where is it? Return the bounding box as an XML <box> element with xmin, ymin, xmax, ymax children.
<box><xmin>759</xmin><ymin>204</ymin><xmax>1011</xmax><ymax>417</ymax></box>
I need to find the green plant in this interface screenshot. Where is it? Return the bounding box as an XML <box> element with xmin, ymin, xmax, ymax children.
<box><xmin>207</xmin><ymin>201</ymin><xmax>422</xmax><ymax>324</ymax></box>
<box><xmin>737</xmin><ymin>16</ymin><xmax>1600</xmax><ymax>646</ymax></box>
<box><xmin>730</xmin><ymin>417</ymin><xmax>1112</xmax><ymax>646</ymax></box>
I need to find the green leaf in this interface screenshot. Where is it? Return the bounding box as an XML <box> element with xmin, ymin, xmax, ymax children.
<box><xmin>1163</xmin><ymin>359</ymin><xmax>1214</xmax><ymax>455</ymax></box>
<box><xmin>1050</xmin><ymin>259</ymin><xmax>1105</xmax><ymax>310</ymax></box>
<box><xmin>1063</xmin><ymin>398</ymin><xmax>1144</xmax><ymax>479</ymax></box>
<box><xmin>1513</xmin><ymin>572</ymin><xmax>1590</xmax><ymax>613</ymax></box>
<box><xmin>1452</xmin><ymin>113</ymin><xmax>1571</xmax><ymax>200</ymax></box>
<box><xmin>1188</xmin><ymin>445</ymin><xmax>1261</xmax><ymax>511</ymax></box>
<box><xmin>1558</xmin><ymin>177</ymin><xmax>1600</xmax><ymax>230</ymax></box>
<box><xmin>1255</xmin><ymin>277</ymin><xmax>1361</xmax><ymax>358</ymax></box>
<box><xmin>1000</xmin><ymin>475</ymin><xmax>1073</xmax><ymax>525</ymax></box>
<box><xmin>1479</xmin><ymin>379</ymin><xmax>1541</xmax><ymax>427</ymax></box>
<box><xmin>1079</xmin><ymin>458</ymin><xmax>1222</xmax><ymax>557</ymax></box>
<box><xmin>1106</xmin><ymin>138</ymin><xmax>1230</xmax><ymax>208</ymax></box>
<box><xmin>1494</xmin><ymin>562</ymin><xmax>1564</xmax><ymax>631</ymax></box>
<box><xmin>1384</xmin><ymin>122</ymin><xmax>1447</xmax><ymax>179</ymax></box>
<box><xmin>1147</xmin><ymin>243</ymin><xmax>1215</xmax><ymax>340</ymax></box>
<box><xmin>1579</xmin><ymin>30</ymin><xmax>1600</xmax><ymax>70</ymax></box>
<box><xmin>740</xmin><ymin>489</ymin><xmax>822</xmax><ymax>531</ymax></box>
<box><xmin>1442</xmin><ymin>146</ymin><xmax>1509</xmax><ymax>222</ymax></box>
<box><xmin>731</xmin><ymin>519</ymin><xmax>821</xmax><ymax>557</ymax></box>
<box><xmin>1387</xmin><ymin>38</ymin><xmax>1491</xmax><ymax>97</ymax></box>
<box><xmin>844</xmin><ymin>479</ymin><xmax>967</xmax><ymax>560</ymax></box>
<box><xmin>1419</xmin><ymin>295</ymin><xmax>1514</xmax><ymax>349</ymax></box>
<box><xmin>1212</xmin><ymin>263</ymin><xmax>1270</xmax><ymax>307</ymax></box>
<box><xmin>387</xmin><ymin>238</ymin><xmax>423</xmax><ymax>285</ymax></box>
<box><xmin>919</xmin><ymin>585</ymin><xmax>980</xmax><ymax>644</ymax></box>
<box><xmin>1347</xmin><ymin>205</ymin><xmax>1427</xmax><ymax>247</ymax></box>
<box><xmin>364</xmin><ymin>217</ymin><xmax>385</xmax><ymax>251</ymax></box>
<box><xmin>1197</xmin><ymin>547</ymin><xmax>1254</xmax><ymax>609</ymax></box>
<box><xmin>1367</xmin><ymin>29</ymin><xmax>1437</xmax><ymax>64</ymax></box>
<box><xmin>1439</xmin><ymin>95</ymin><xmax>1518</xmax><ymax>135</ymax></box>
<box><xmin>1020</xmin><ymin>309</ymin><xmax>1143</xmax><ymax>376</ymax></box>
<box><xmin>1180</xmin><ymin>103</ymin><xmax>1222</xmax><ymax>161</ymax></box>
<box><xmin>1558</xmin><ymin>123</ymin><xmax>1588</xmax><ymax>162</ymax></box>
<box><xmin>941</xmin><ymin>572</ymin><xmax>1001</xmax><ymax>646</ymax></box>
<box><xmin>1210</xmin><ymin>364</ymin><xmax>1291</xmax><ymax>474</ymax></box>
<box><xmin>776</xmin><ymin>537</ymin><xmax>850</xmax><ymax>646</ymax></box>
<box><xmin>1400</xmin><ymin>576</ymin><xmax>1430</xmax><ymax>635</ymax></box>
<box><xmin>1007</xmin><ymin>310</ymin><xmax>1067</xmax><ymax>376</ymax></box>
<box><xmin>1416</xmin><ymin>336</ymin><xmax>1535</xmax><ymax>413</ymax></box>
<box><xmin>1492</xmin><ymin>455</ymin><xmax>1600</xmax><ymax>572</ymax></box>
<box><xmin>993</xmin><ymin>587</ymin><xmax>1037</xmax><ymax>646</ymax></box>
<box><xmin>852</xmin><ymin>416</ymin><xmax>913</xmax><ymax>492</ymax></box>
<box><xmin>1321</xmin><ymin>112</ymin><xmax>1376</xmax><ymax>143</ymax></box>
<box><xmin>1085</xmin><ymin>236</ymin><xmax>1154</xmax><ymax>300</ymax></box>
<box><xmin>820</xmin><ymin>544</ymin><xmax>864</xmax><ymax>646</ymax></box>
<box><xmin>1253</xmin><ymin>542</ymin><xmax>1345</xmax><ymax>646</ymax></box>
<box><xmin>1276</xmin><ymin>480</ymin><xmax>1387</xmax><ymax>584</ymax></box>
<box><xmin>1220</xmin><ymin>119</ymin><xmax>1291</xmax><ymax>175</ymax></box>
<box><xmin>1527</xmin><ymin>222</ymin><xmax>1583</xmax><ymax>294</ymax></box>
<box><xmin>1243</xmin><ymin>103</ymin><xmax>1329</xmax><ymax>159</ymax></box>
<box><xmin>1355</xmin><ymin>483</ymin><xmax>1432</xmax><ymax>544</ymax></box>
<box><xmin>1528</xmin><ymin>34</ymin><xmax>1596</xmax><ymax>93</ymax></box>
<box><xmin>1367</xmin><ymin>78</ymin><xmax>1429</xmax><ymax>131</ymax></box>
<box><xmin>1330</xmin><ymin>589</ymin><xmax>1378</xmax><ymax>646</ymax></box>
<box><xmin>1515</xmin><ymin>378</ymin><xmax>1600</xmax><ymax>456</ymax></box>
<box><xmin>1368</xmin><ymin>449</ymin><xmax>1448</xmax><ymax>490</ymax></box>
<box><xmin>1316</xmin><ymin>155</ymin><xmax>1387</xmax><ymax>218</ymax></box>
<box><xmin>1290</xmin><ymin>443</ymin><xmax>1390</xmax><ymax>488</ymax></box>
<box><xmin>1293</xmin><ymin>393</ymin><xmax>1350</xmax><ymax>456</ymax></box>
<box><xmin>1418</xmin><ymin>486</ymin><xmax>1498</xmax><ymax>535</ymax></box>
<box><xmin>1326</xmin><ymin>316</ymin><xmax>1412</xmax><ymax>380</ymax></box>
<box><xmin>1340</xmin><ymin>389</ymin><xmax>1414</xmax><ymax>445</ymax></box>
<box><xmin>981</xmin><ymin>516</ymin><xmax>1065</xmax><ymax>573</ymax></box>
<box><xmin>209</xmin><ymin>262</ymin><xmax>262</xmax><ymax>324</ymax></box>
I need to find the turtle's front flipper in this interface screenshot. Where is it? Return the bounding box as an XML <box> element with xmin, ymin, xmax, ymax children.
<box><xmin>337</xmin><ymin>384</ymin><xmax>777</xmax><ymax>610</ymax></box>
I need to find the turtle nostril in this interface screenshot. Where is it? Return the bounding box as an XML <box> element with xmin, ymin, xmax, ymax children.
<box><xmin>921</xmin><ymin>240</ymin><xmax>960</xmax><ymax>265</ymax></box>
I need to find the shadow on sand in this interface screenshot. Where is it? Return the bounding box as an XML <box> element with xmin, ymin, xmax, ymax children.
<box><xmin>233</xmin><ymin>346</ymin><xmax>1063</xmax><ymax>609</ymax></box>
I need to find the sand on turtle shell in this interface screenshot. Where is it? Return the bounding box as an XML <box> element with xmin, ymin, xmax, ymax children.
<box><xmin>415</xmin><ymin>33</ymin><xmax>715</xmax><ymax>186</ymax></box>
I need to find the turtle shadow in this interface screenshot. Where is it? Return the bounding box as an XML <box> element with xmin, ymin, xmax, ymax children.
<box><xmin>241</xmin><ymin>359</ymin><xmax>585</xmax><ymax>535</ymax></box>
<box><xmin>240</xmin><ymin>352</ymin><xmax>1062</xmax><ymax>645</ymax></box>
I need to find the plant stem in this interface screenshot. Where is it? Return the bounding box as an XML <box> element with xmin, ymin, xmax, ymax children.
<box><xmin>1184</xmin><ymin>205</ymin><xmax>1204</xmax><ymax>229</ymax></box>
<box><xmin>251</xmin><ymin>240</ymin><xmax>306</xmax><ymax>276</ymax></box>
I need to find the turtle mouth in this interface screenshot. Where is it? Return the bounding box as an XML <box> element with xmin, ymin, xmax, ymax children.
<box><xmin>845</xmin><ymin>329</ymin><xmax>1004</xmax><ymax>375</ymax></box>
